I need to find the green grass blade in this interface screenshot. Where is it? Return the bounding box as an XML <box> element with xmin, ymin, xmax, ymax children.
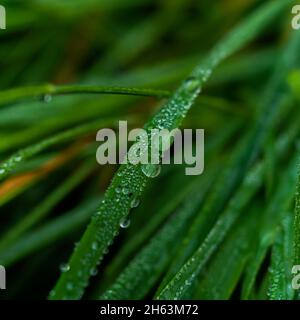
<box><xmin>159</xmin><ymin>28</ymin><xmax>300</xmax><ymax>291</ymax></box>
<box><xmin>156</xmin><ymin>123</ymin><xmax>299</xmax><ymax>299</ymax></box>
<box><xmin>293</xmin><ymin>151</ymin><xmax>300</xmax><ymax>299</ymax></box>
<box><xmin>294</xmin><ymin>156</ymin><xmax>300</xmax><ymax>266</ymax></box>
<box><xmin>49</xmin><ymin>0</ymin><xmax>292</xmax><ymax>300</ymax></box>
<box><xmin>0</xmin><ymin>199</ymin><xmax>99</xmax><ymax>267</ymax></box>
<box><xmin>267</xmin><ymin>214</ymin><xmax>294</xmax><ymax>300</ymax></box>
<box><xmin>0</xmin><ymin>84</ymin><xmax>170</xmax><ymax>108</ymax></box>
<box><xmin>94</xmin><ymin>123</ymin><xmax>236</xmax><ymax>294</ymax></box>
<box><xmin>194</xmin><ymin>211</ymin><xmax>257</xmax><ymax>300</ymax></box>
<box><xmin>0</xmin><ymin>161</ymin><xmax>94</xmax><ymax>251</ymax></box>
<box><xmin>0</xmin><ymin>118</ymin><xmax>117</xmax><ymax>181</ymax></box>
<box><xmin>156</xmin><ymin>163</ymin><xmax>263</xmax><ymax>299</ymax></box>
<box><xmin>242</xmin><ymin>155</ymin><xmax>299</xmax><ymax>299</ymax></box>
<box><xmin>99</xmin><ymin>178</ymin><xmax>209</xmax><ymax>300</ymax></box>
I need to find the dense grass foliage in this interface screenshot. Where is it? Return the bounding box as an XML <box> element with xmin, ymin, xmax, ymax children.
<box><xmin>0</xmin><ymin>0</ymin><xmax>299</xmax><ymax>300</ymax></box>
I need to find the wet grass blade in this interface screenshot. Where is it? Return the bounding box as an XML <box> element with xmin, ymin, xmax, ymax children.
<box><xmin>294</xmin><ymin>156</ymin><xmax>300</xmax><ymax>266</ymax></box>
<box><xmin>159</xmin><ymin>28</ymin><xmax>300</xmax><ymax>291</ymax></box>
<box><xmin>156</xmin><ymin>163</ymin><xmax>263</xmax><ymax>299</ymax></box>
<box><xmin>49</xmin><ymin>0</ymin><xmax>292</xmax><ymax>300</ymax></box>
<box><xmin>100</xmin><ymin>178</ymin><xmax>210</xmax><ymax>300</ymax></box>
<box><xmin>242</xmin><ymin>155</ymin><xmax>299</xmax><ymax>299</ymax></box>
<box><xmin>94</xmin><ymin>124</ymin><xmax>235</xmax><ymax>294</ymax></box>
<box><xmin>0</xmin><ymin>84</ymin><xmax>170</xmax><ymax>108</ymax></box>
<box><xmin>156</xmin><ymin>123</ymin><xmax>299</xmax><ymax>299</ymax></box>
<box><xmin>267</xmin><ymin>214</ymin><xmax>294</xmax><ymax>300</ymax></box>
<box><xmin>194</xmin><ymin>211</ymin><xmax>257</xmax><ymax>300</ymax></box>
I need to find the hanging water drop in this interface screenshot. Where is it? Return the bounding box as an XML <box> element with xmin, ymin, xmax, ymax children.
<box><xmin>91</xmin><ymin>242</ymin><xmax>98</xmax><ymax>250</ymax></box>
<box><xmin>14</xmin><ymin>155</ymin><xmax>22</xmax><ymax>162</ymax></box>
<box><xmin>49</xmin><ymin>290</ymin><xmax>55</xmax><ymax>298</ymax></box>
<box><xmin>130</xmin><ymin>197</ymin><xmax>140</xmax><ymax>208</ymax></box>
<box><xmin>90</xmin><ymin>268</ymin><xmax>98</xmax><ymax>276</ymax></box>
<box><xmin>120</xmin><ymin>217</ymin><xmax>131</xmax><ymax>228</ymax></box>
<box><xmin>66</xmin><ymin>282</ymin><xmax>73</xmax><ymax>291</ymax></box>
<box><xmin>115</xmin><ymin>187</ymin><xmax>122</xmax><ymax>194</ymax></box>
<box><xmin>141</xmin><ymin>163</ymin><xmax>161</xmax><ymax>178</ymax></box>
<box><xmin>183</xmin><ymin>76</ymin><xmax>200</xmax><ymax>93</ymax></box>
<box><xmin>122</xmin><ymin>187</ymin><xmax>130</xmax><ymax>195</ymax></box>
<box><xmin>60</xmin><ymin>263</ymin><xmax>70</xmax><ymax>273</ymax></box>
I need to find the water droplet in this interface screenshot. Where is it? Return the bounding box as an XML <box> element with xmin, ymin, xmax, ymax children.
<box><xmin>43</xmin><ymin>94</ymin><xmax>52</xmax><ymax>103</ymax></box>
<box><xmin>141</xmin><ymin>163</ymin><xmax>161</xmax><ymax>178</ymax></box>
<box><xmin>120</xmin><ymin>217</ymin><xmax>131</xmax><ymax>229</ymax></box>
<box><xmin>122</xmin><ymin>187</ymin><xmax>130</xmax><ymax>195</ymax></box>
<box><xmin>130</xmin><ymin>197</ymin><xmax>140</xmax><ymax>208</ymax></box>
<box><xmin>90</xmin><ymin>268</ymin><xmax>98</xmax><ymax>276</ymax></box>
<box><xmin>115</xmin><ymin>187</ymin><xmax>121</xmax><ymax>194</ymax></box>
<box><xmin>91</xmin><ymin>242</ymin><xmax>98</xmax><ymax>250</ymax></box>
<box><xmin>60</xmin><ymin>263</ymin><xmax>70</xmax><ymax>273</ymax></box>
<box><xmin>66</xmin><ymin>282</ymin><xmax>73</xmax><ymax>291</ymax></box>
<box><xmin>49</xmin><ymin>290</ymin><xmax>55</xmax><ymax>298</ymax></box>
<box><xmin>183</xmin><ymin>76</ymin><xmax>200</xmax><ymax>93</ymax></box>
<box><xmin>14</xmin><ymin>155</ymin><xmax>22</xmax><ymax>162</ymax></box>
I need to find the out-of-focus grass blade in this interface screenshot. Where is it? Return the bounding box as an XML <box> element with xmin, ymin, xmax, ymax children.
<box><xmin>0</xmin><ymin>161</ymin><xmax>95</xmax><ymax>252</ymax></box>
<box><xmin>0</xmin><ymin>84</ymin><xmax>169</xmax><ymax>108</ymax></box>
<box><xmin>263</xmin><ymin>132</ymin><xmax>276</xmax><ymax>199</ymax></box>
<box><xmin>50</xmin><ymin>0</ymin><xmax>292</xmax><ymax>300</ymax></box>
<box><xmin>90</xmin><ymin>0</ymin><xmax>186</xmax><ymax>74</ymax></box>
<box><xmin>0</xmin><ymin>118</ymin><xmax>118</xmax><ymax>181</ymax></box>
<box><xmin>95</xmin><ymin>49</ymin><xmax>277</xmax><ymax>90</ymax></box>
<box><xmin>0</xmin><ymin>199</ymin><xmax>99</xmax><ymax>267</ymax></box>
<box><xmin>0</xmin><ymin>143</ymin><xmax>84</xmax><ymax>207</ymax></box>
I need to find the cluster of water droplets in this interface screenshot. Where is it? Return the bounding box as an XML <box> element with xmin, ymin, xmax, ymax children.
<box><xmin>113</xmin><ymin>170</ymin><xmax>145</xmax><ymax>229</ymax></box>
<box><xmin>267</xmin><ymin>265</ymin><xmax>283</xmax><ymax>300</ymax></box>
<box><xmin>0</xmin><ymin>152</ymin><xmax>24</xmax><ymax>179</ymax></box>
